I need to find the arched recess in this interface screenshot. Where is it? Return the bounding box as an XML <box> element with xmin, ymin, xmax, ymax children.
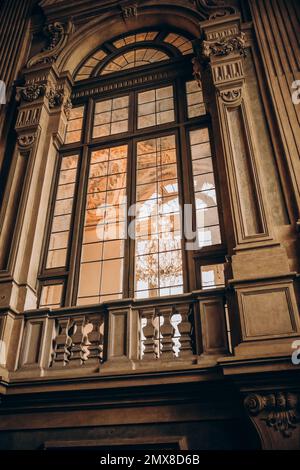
<box><xmin>54</xmin><ymin>4</ymin><xmax>204</xmax><ymax>78</ymax></box>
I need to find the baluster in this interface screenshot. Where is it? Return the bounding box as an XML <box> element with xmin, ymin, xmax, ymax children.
<box><xmin>159</xmin><ymin>307</ymin><xmax>175</xmax><ymax>360</ymax></box>
<box><xmin>69</xmin><ymin>316</ymin><xmax>85</xmax><ymax>366</ymax></box>
<box><xmin>141</xmin><ymin>308</ymin><xmax>156</xmax><ymax>360</ymax></box>
<box><xmin>86</xmin><ymin>315</ymin><xmax>104</xmax><ymax>364</ymax></box>
<box><xmin>52</xmin><ymin>318</ymin><xmax>72</xmax><ymax>367</ymax></box>
<box><xmin>176</xmin><ymin>304</ymin><xmax>193</xmax><ymax>358</ymax></box>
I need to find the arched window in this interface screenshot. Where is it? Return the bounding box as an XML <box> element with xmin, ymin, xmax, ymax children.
<box><xmin>38</xmin><ymin>29</ymin><xmax>225</xmax><ymax>309</ymax></box>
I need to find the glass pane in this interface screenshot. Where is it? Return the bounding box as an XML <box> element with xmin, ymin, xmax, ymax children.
<box><xmin>77</xmin><ymin>145</ymin><xmax>128</xmax><ymax>305</ymax></box>
<box><xmin>40</xmin><ymin>284</ymin><xmax>63</xmax><ymax>308</ymax></box>
<box><xmin>164</xmin><ymin>33</ymin><xmax>193</xmax><ymax>55</ymax></box>
<box><xmin>64</xmin><ymin>106</ymin><xmax>84</xmax><ymax>144</ymax></box>
<box><xmin>93</xmin><ymin>96</ymin><xmax>129</xmax><ymax>138</ymax></box>
<box><xmin>186</xmin><ymin>80</ymin><xmax>206</xmax><ymax>118</ymax></box>
<box><xmin>135</xmin><ymin>135</ymin><xmax>183</xmax><ymax>299</ymax></box>
<box><xmin>201</xmin><ymin>264</ymin><xmax>225</xmax><ymax>289</ymax></box>
<box><xmin>101</xmin><ymin>47</ymin><xmax>169</xmax><ymax>75</ymax></box>
<box><xmin>137</xmin><ymin>86</ymin><xmax>175</xmax><ymax>129</ymax></box>
<box><xmin>45</xmin><ymin>154</ymin><xmax>78</xmax><ymax>269</ymax></box>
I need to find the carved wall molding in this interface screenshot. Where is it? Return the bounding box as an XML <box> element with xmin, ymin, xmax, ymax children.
<box><xmin>191</xmin><ymin>0</ymin><xmax>237</xmax><ymax>20</ymax></box>
<box><xmin>17</xmin><ymin>133</ymin><xmax>37</xmax><ymax>149</ymax></box>
<box><xmin>244</xmin><ymin>392</ymin><xmax>299</xmax><ymax>438</ymax></box>
<box><xmin>219</xmin><ymin>87</ymin><xmax>242</xmax><ymax>104</ymax></box>
<box><xmin>27</xmin><ymin>21</ymin><xmax>73</xmax><ymax>68</ymax></box>
<box><xmin>20</xmin><ymin>84</ymin><xmax>46</xmax><ymax>102</ymax></box>
<box><xmin>46</xmin><ymin>87</ymin><xmax>64</xmax><ymax>108</ymax></box>
<box><xmin>119</xmin><ymin>2</ymin><xmax>138</xmax><ymax>20</ymax></box>
<box><xmin>201</xmin><ymin>32</ymin><xmax>247</xmax><ymax>59</ymax></box>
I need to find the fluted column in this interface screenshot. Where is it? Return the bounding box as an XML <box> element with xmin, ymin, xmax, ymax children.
<box><xmin>249</xmin><ymin>0</ymin><xmax>300</xmax><ymax>228</ymax></box>
<box><xmin>198</xmin><ymin>13</ymin><xmax>300</xmax><ymax>356</ymax></box>
<box><xmin>0</xmin><ymin>0</ymin><xmax>34</xmax><ymax>165</ymax></box>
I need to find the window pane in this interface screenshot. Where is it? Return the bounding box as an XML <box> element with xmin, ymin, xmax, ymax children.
<box><xmin>77</xmin><ymin>145</ymin><xmax>128</xmax><ymax>305</ymax></box>
<box><xmin>201</xmin><ymin>264</ymin><xmax>225</xmax><ymax>290</ymax></box>
<box><xmin>189</xmin><ymin>128</ymin><xmax>221</xmax><ymax>248</ymax></box>
<box><xmin>135</xmin><ymin>135</ymin><xmax>183</xmax><ymax>298</ymax></box>
<box><xmin>164</xmin><ymin>33</ymin><xmax>193</xmax><ymax>55</ymax></box>
<box><xmin>64</xmin><ymin>106</ymin><xmax>84</xmax><ymax>144</ymax></box>
<box><xmin>101</xmin><ymin>48</ymin><xmax>169</xmax><ymax>75</ymax></box>
<box><xmin>137</xmin><ymin>86</ymin><xmax>175</xmax><ymax>129</ymax></box>
<box><xmin>93</xmin><ymin>96</ymin><xmax>129</xmax><ymax>138</ymax></box>
<box><xmin>45</xmin><ymin>155</ymin><xmax>79</xmax><ymax>269</ymax></box>
<box><xmin>186</xmin><ymin>80</ymin><xmax>206</xmax><ymax>118</ymax></box>
<box><xmin>40</xmin><ymin>284</ymin><xmax>63</xmax><ymax>309</ymax></box>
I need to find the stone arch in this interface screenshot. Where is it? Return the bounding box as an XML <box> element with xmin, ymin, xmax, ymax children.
<box><xmin>56</xmin><ymin>5</ymin><xmax>203</xmax><ymax>77</ymax></box>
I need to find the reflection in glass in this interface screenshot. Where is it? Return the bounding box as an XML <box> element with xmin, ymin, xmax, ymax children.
<box><xmin>138</xmin><ymin>86</ymin><xmax>175</xmax><ymax>129</ymax></box>
<box><xmin>77</xmin><ymin>145</ymin><xmax>128</xmax><ymax>305</ymax></box>
<box><xmin>40</xmin><ymin>284</ymin><xmax>63</xmax><ymax>309</ymax></box>
<box><xmin>101</xmin><ymin>48</ymin><xmax>169</xmax><ymax>75</ymax></box>
<box><xmin>93</xmin><ymin>96</ymin><xmax>129</xmax><ymax>138</ymax></box>
<box><xmin>186</xmin><ymin>80</ymin><xmax>206</xmax><ymax>118</ymax></box>
<box><xmin>189</xmin><ymin>129</ymin><xmax>221</xmax><ymax>248</ymax></box>
<box><xmin>46</xmin><ymin>154</ymin><xmax>79</xmax><ymax>269</ymax></box>
<box><xmin>135</xmin><ymin>135</ymin><xmax>183</xmax><ymax>298</ymax></box>
<box><xmin>201</xmin><ymin>264</ymin><xmax>225</xmax><ymax>289</ymax></box>
<box><xmin>65</xmin><ymin>107</ymin><xmax>84</xmax><ymax>144</ymax></box>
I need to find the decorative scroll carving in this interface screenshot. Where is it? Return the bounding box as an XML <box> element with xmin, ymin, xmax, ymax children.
<box><xmin>192</xmin><ymin>57</ymin><xmax>202</xmax><ymax>88</ymax></box>
<box><xmin>17</xmin><ymin>133</ymin><xmax>37</xmax><ymax>149</ymax></box>
<box><xmin>191</xmin><ymin>0</ymin><xmax>237</xmax><ymax>19</ymax></box>
<box><xmin>27</xmin><ymin>21</ymin><xmax>73</xmax><ymax>68</ymax></box>
<box><xmin>202</xmin><ymin>32</ymin><xmax>247</xmax><ymax>60</ymax></box>
<box><xmin>244</xmin><ymin>392</ymin><xmax>299</xmax><ymax>438</ymax></box>
<box><xmin>219</xmin><ymin>87</ymin><xmax>242</xmax><ymax>103</ymax></box>
<box><xmin>20</xmin><ymin>84</ymin><xmax>46</xmax><ymax>102</ymax></box>
<box><xmin>46</xmin><ymin>87</ymin><xmax>64</xmax><ymax>108</ymax></box>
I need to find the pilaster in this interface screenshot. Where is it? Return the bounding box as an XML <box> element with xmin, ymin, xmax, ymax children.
<box><xmin>198</xmin><ymin>13</ymin><xmax>300</xmax><ymax>357</ymax></box>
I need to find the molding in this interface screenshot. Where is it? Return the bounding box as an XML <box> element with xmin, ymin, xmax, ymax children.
<box><xmin>244</xmin><ymin>392</ymin><xmax>299</xmax><ymax>438</ymax></box>
<box><xmin>20</xmin><ymin>84</ymin><xmax>46</xmax><ymax>102</ymax></box>
<box><xmin>201</xmin><ymin>32</ymin><xmax>247</xmax><ymax>59</ymax></box>
<box><xmin>191</xmin><ymin>0</ymin><xmax>237</xmax><ymax>20</ymax></box>
<box><xmin>27</xmin><ymin>21</ymin><xmax>74</xmax><ymax>68</ymax></box>
<box><xmin>17</xmin><ymin>133</ymin><xmax>37</xmax><ymax>149</ymax></box>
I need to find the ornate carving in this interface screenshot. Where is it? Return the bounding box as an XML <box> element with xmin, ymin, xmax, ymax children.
<box><xmin>17</xmin><ymin>133</ymin><xmax>37</xmax><ymax>149</ymax></box>
<box><xmin>20</xmin><ymin>84</ymin><xmax>46</xmax><ymax>102</ymax></box>
<box><xmin>202</xmin><ymin>32</ymin><xmax>247</xmax><ymax>59</ymax></box>
<box><xmin>46</xmin><ymin>87</ymin><xmax>64</xmax><ymax>108</ymax></box>
<box><xmin>64</xmin><ymin>97</ymin><xmax>72</xmax><ymax>119</ymax></box>
<box><xmin>120</xmin><ymin>3</ymin><xmax>138</xmax><ymax>19</ymax></box>
<box><xmin>244</xmin><ymin>392</ymin><xmax>299</xmax><ymax>438</ymax></box>
<box><xmin>219</xmin><ymin>88</ymin><xmax>242</xmax><ymax>103</ymax></box>
<box><xmin>192</xmin><ymin>57</ymin><xmax>202</xmax><ymax>88</ymax></box>
<box><xmin>27</xmin><ymin>21</ymin><xmax>73</xmax><ymax>68</ymax></box>
<box><xmin>190</xmin><ymin>0</ymin><xmax>237</xmax><ymax>19</ymax></box>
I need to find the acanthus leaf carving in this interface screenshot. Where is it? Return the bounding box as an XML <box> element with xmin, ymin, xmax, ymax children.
<box><xmin>201</xmin><ymin>32</ymin><xmax>247</xmax><ymax>60</ymax></box>
<box><xmin>244</xmin><ymin>392</ymin><xmax>299</xmax><ymax>438</ymax></box>
<box><xmin>20</xmin><ymin>84</ymin><xmax>46</xmax><ymax>102</ymax></box>
<box><xmin>27</xmin><ymin>21</ymin><xmax>73</xmax><ymax>68</ymax></box>
<box><xmin>46</xmin><ymin>86</ymin><xmax>64</xmax><ymax>108</ymax></box>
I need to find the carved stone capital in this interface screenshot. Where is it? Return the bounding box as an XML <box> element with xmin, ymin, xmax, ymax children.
<box><xmin>201</xmin><ymin>32</ymin><xmax>247</xmax><ymax>60</ymax></box>
<box><xmin>20</xmin><ymin>84</ymin><xmax>46</xmax><ymax>102</ymax></box>
<box><xmin>244</xmin><ymin>392</ymin><xmax>299</xmax><ymax>438</ymax></box>
<box><xmin>17</xmin><ymin>132</ymin><xmax>37</xmax><ymax>149</ymax></box>
<box><xmin>27</xmin><ymin>21</ymin><xmax>73</xmax><ymax>68</ymax></box>
<box><xmin>46</xmin><ymin>87</ymin><xmax>64</xmax><ymax>108</ymax></box>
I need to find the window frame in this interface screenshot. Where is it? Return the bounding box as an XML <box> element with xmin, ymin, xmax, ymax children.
<box><xmin>38</xmin><ymin>34</ymin><xmax>226</xmax><ymax>308</ymax></box>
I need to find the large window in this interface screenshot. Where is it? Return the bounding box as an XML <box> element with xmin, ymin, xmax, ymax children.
<box><xmin>38</xmin><ymin>29</ymin><xmax>225</xmax><ymax>309</ymax></box>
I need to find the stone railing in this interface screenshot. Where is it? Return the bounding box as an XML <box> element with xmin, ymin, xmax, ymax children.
<box><xmin>1</xmin><ymin>289</ymin><xmax>230</xmax><ymax>380</ymax></box>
